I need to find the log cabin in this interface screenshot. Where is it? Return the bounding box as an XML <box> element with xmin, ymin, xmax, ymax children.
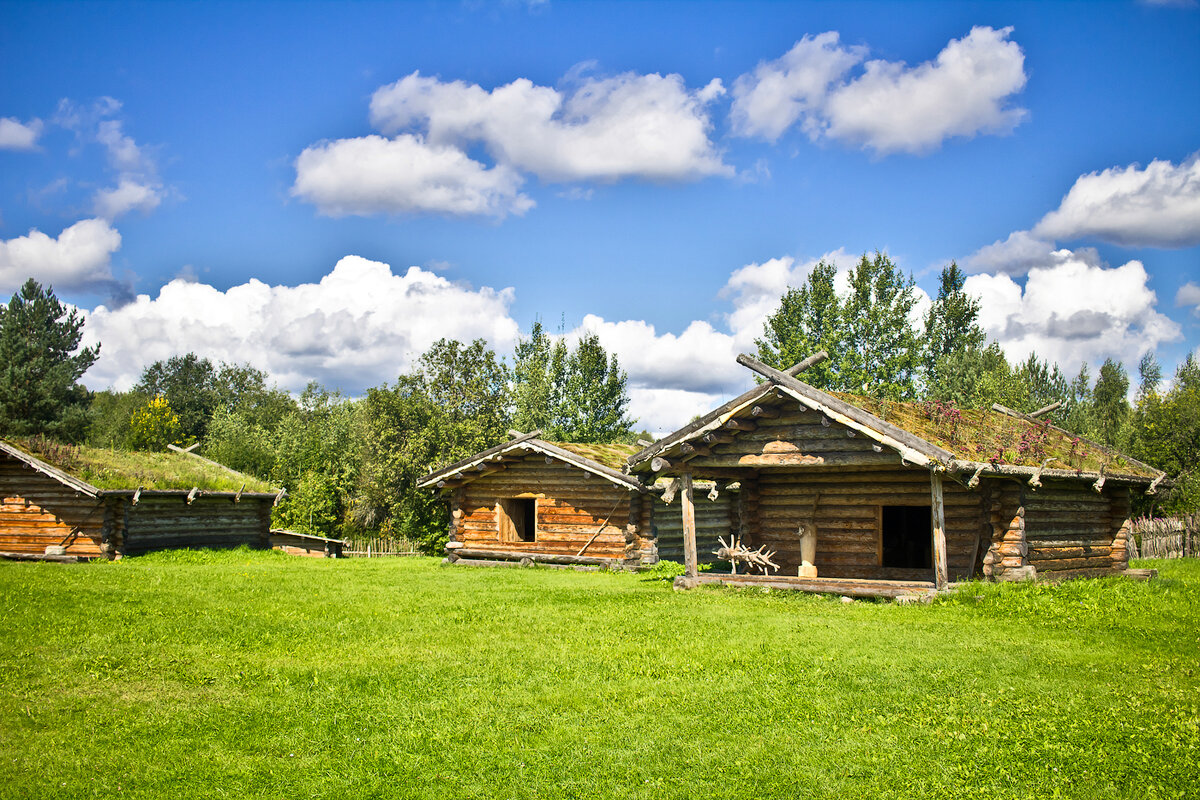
<box><xmin>0</xmin><ymin>439</ymin><xmax>279</xmax><ymax>560</ymax></box>
<box><xmin>419</xmin><ymin>430</ymin><xmax>742</xmax><ymax>568</ymax></box>
<box><xmin>626</xmin><ymin>354</ymin><xmax>1167</xmax><ymax>598</ymax></box>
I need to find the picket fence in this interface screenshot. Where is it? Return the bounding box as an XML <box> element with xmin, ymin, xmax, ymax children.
<box><xmin>1128</xmin><ymin>514</ymin><xmax>1199</xmax><ymax>560</ymax></box>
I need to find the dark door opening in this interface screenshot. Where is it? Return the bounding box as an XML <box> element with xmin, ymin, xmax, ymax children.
<box><xmin>498</xmin><ymin>498</ymin><xmax>537</xmax><ymax>542</ymax></box>
<box><xmin>881</xmin><ymin>505</ymin><xmax>932</xmax><ymax>569</ymax></box>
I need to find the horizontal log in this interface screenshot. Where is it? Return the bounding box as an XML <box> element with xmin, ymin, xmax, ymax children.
<box><xmin>1032</xmin><ymin>556</ymin><xmax>1119</xmax><ymax>571</ymax></box>
<box><xmin>452</xmin><ymin>548</ymin><xmax>621</xmax><ymax>565</ymax></box>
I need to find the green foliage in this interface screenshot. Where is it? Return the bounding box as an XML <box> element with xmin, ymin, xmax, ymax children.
<box><xmin>555</xmin><ymin>332</ymin><xmax>633</xmax><ymax>442</ymax></box>
<box><xmin>274</xmin><ymin>470</ymin><xmax>342</xmax><ymax>537</ymax></box>
<box><xmin>0</xmin><ymin>278</ymin><xmax>99</xmax><ymax>442</ymax></box>
<box><xmin>1132</xmin><ymin>354</ymin><xmax>1200</xmax><ymax>514</ymax></box>
<box><xmin>511</xmin><ymin>323</ymin><xmax>634</xmax><ymax>442</ymax></box>
<box><xmin>1093</xmin><ymin>358</ymin><xmax>1131</xmax><ymax>448</ymax></box>
<box><xmin>202</xmin><ymin>406</ymin><xmax>277</xmax><ymax>478</ymax></box>
<box><xmin>755</xmin><ymin>259</ymin><xmax>841</xmax><ymax>390</ymax></box>
<box><xmin>87</xmin><ymin>389</ymin><xmax>146</xmax><ymax>448</ymax></box>
<box><xmin>1</xmin><ymin>554</ymin><xmax>1197</xmax><ymax>798</ymax></box>
<box><xmin>922</xmin><ymin>262</ymin><xmax>985</xmax><ymax>387</ymax></box>
<box><xmin>126</xmin><ymin>396</ymin><xmax>182</xmax><ymax>451</ymax></box>
<box><xmin>756</xmin><ymin>253</ymin><xmax>920</xmax><ymax>399</ymax></box>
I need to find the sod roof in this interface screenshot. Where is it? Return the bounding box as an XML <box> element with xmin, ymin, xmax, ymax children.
<box><xmin>549</xmin><ymin>441</ymin><xmax>642</xmax><ymax>471</ymax></box>
<box><xmin>4</xmin><ymin>438</ymin><xmax>275</xmax><ymax>493</ymax></box>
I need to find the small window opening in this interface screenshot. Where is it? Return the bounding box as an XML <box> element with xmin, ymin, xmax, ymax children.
<box><xmin>881</xmin><ymin>505</ymin><xmax>932</xmax><ymax>569</ymax></box>
<box><xmin>498</xmin><ymin>498</ymin><xmax>536</xmax><ymax>543</ymax></box>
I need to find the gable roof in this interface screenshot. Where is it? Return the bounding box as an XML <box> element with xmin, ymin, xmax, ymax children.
<box><xmin>418</xmin><ymin>433</ymin><xmax>645</xmax><ymax>492</ymax></box>
<box><xmin>628</xmin><ymin>354</ymin><xmax>1166</xmax><ymax>487</ymax></box>
<box><xmin>1</xmin><ymin>438</ymin><xmax>276</xmax><ymax>495</ymax></box>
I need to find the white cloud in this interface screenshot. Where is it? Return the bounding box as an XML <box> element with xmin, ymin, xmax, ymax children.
<box><xmin>964</xmin><ymin>230</ymin><xmax>1062</xmax><ymax>276</ymax></box>
<box><xmin>731</xmin><ymin>26</ymin><xmax>1028</xmax><ymax>154</ymax></box>
<box><xmin>93</xmin><ymin>177</ymin><xmax>163</xmax><ymax>219</ymax></box>
<box><xmin>1033</xmin><ymin>152</ymin><xmax>1200</xmax><ymax>248</ymax></box>
<box><xmin>1176</xmin><ymin>282</ymin><xmax>1200</xmax><ymax>316</ymax></box>
<box><xmin>80</xmin><ymin>256</ymin><xmax>521</xmax><ymax>393</ymax></box>
<box><xmin>0</xmin><ymin>117</ymin><xmax>42</xmax><ymax>150</ymax></box>
<box><xmin>292</xmin><ymin>134</ymin><xmax>532</xmax><ymax>218</ymax></box>
<box><xmin>0</xmin><ymin>218</ymin><xmax>124</xmax><ymax>298</ymax></box>
<box><xmin>964</xmin><ymin>252</ymin><xmax>1182</xmax><ymax>374</ymax></box>
<box><xmin>627</xmin><ymin>388</ymin><xmax>730</xmax><ymax>438</ymax></box>
<box><xmin>370</xmin><ymin>70</ymin><xmax>730</xmax><ymax>182</ymax></box>
<box><xmin>53</xmin><ymin>98</ymin><xmax>167</xmax><ymax>221</ymax></box>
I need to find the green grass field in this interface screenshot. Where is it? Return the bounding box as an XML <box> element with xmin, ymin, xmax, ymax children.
<box><xmin>1</xmin><ymin>553</ymin><xmax>1197</xmax><ymax>799</ymax></box>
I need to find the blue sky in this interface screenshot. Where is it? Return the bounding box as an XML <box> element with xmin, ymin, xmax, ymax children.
<box><xmin>1</xmin><ymin>0</ymin><xmax>1198</xmax><ymax>431</ymax></box>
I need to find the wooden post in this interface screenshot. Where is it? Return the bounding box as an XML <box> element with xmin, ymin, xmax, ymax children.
<box><xmin>931</xmin><ymin>471</ymin><xmax>948</xmax><ymax>590</ymax></box>
<box><xmin>681</xmin><ymin>471</ymin><xmax>698</xmax><ymax>578</ymax></box>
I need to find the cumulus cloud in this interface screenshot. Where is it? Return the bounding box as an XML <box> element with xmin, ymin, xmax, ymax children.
<box><xmin>369</xmin><ymin>70</ymin><xmax>730</xmax><ymax>182</ymax></box>
<box><xmin>0</xmin><ymin>117</ymin><xmax>42</xmax><ymax>150</ymax></box>
<box><xmin>964</xmin><ymin>230</ymin><xmax>1062</xmax><ymax>276</ymax></box>
<box><xmin>1033</xmin><ymin>152</ymin><xmax>1200</xmax><ymax>248</ymax></box>
<box><xmin>80</xmin><ymin>256</ymin><xmax>521</xmax><ymax>393</ymax></box>
<box><xmin>731</xmin><ymin>26</ymin><xmax>1028</xmax><ymax>154</ymax></box>
<box><xmin>964</xmin><ymin>252</ymin><xmax>1181</xmax><ymax>374</ymax></box>
<box><xmin>292</xmin><ymin>134</ymin><xmax>532</xmax><ymax>218</ymax></box>
<box><xmin>294</xmin><ymin>68</ymin><xmax>729</xmax><ymax>218</ymax></box>
<box><xmin>0</xmin><ymin>218</ymin><xmax>127</xmax><ymax>300</ymax></box>
<box><xmin>93</xmin><ymin>177</ymin><xmax>163</xmax><ymax>219</ymax></box>
<box><xmin>1176</xmin><ymin>282</ymin><xmax>1200</xmax><ymax>316</ymax></box>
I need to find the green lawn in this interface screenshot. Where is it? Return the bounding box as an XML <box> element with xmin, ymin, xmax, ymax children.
<box><xmin>1</xmin><ymin>553</ymin><xmax>1197</xmax><ymax>799</ymax></box>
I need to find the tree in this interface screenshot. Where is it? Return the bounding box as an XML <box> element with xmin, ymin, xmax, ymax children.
<box><xmin>127</xmin><ymin>396</ymin><xmax>181</xmax><ymax>451</ymax></box>
<box><xmin>754</xmin><ymin>259</ymin><xmax>841</xmax><ymax>389</ymax></box>
<box><xmin>839</xmin><ymin>252</ymin><xmax>921</xmax><ymax>399</ymax></box>
<box><xmin>512</xmin><ymin>320</ymin><xmax>555</xmax><ymax>433</ymax></box>
<box><xmin>0</xmin><ymin>279</ymin><xmax>99</xmax><ymax>442</ymax></box>
<box><xmin>136</xmin><ymin>354</ymin><xmax>219</xmax><ymax>442</ymax></box>
<box><xmin>1132</xmin><ymin>354</ymin><xmax>1200</xmax><ymax>514</ymax></box>
<box><xmin>922</xmin><ymin>261</ymin><xmax>985</xmax><ymax>389</ymax></box>
<box><xmin>1092</xmin><ymin>358</ymin><xmax>1131</xmax><ymax>448</ymax></box>
<box><xmin>555</xmin><ymin>332</ymin><xmax>633</xmax><ymax>442</ymax></box>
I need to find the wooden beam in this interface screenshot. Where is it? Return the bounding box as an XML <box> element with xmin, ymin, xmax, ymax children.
<box><xmin>725</xmin><ymin>418</ymin><xmax>757</xmax><ymax>432</ymax></box>
<box><xmin>931</xmin><ymin>471</ymin><xmax>947</xmax><ymax>590</ymax></box>
<box><xmin>507</xmin><ymin>428</ymin><xmax>543</xmax><ymax>439</ymax></box>
<box><xmin>1029</xmin><ymin>401</ymin><xmax>1062</xmax><ymax>419</ymax></box>
<box><xmin>788</xmin><ymin>350</ymin><xmax>829</xmax><ymax>375</ymax></box>
<box><xmin>651</xmin><ymin>456</ymin><xmax>672</xmax><ymax>473</ymax></box>
<box><xmin>681</xmin><ymin>471</ymin><xmax>698</xmax><ymax>578</ymax></box>
<box><xmin>751</xmin><ymin>405</ymin><xmax>780</xmax><ymax>419</ymax></box>
<box><xmin>702</xmin><ymin>431</ymin><xmax>735</xmax><ymax>445</ymax></box>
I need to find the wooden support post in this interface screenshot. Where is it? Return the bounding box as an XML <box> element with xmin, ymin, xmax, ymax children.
<box><xmin>931</xmin><ymin>471</ymin><xmax>948</xmax><ymax>590</ymax></box>
<box><xmin>681</xmin><ymin>471</ymin><xmax>698</xmax><ymax>579</ymax></box>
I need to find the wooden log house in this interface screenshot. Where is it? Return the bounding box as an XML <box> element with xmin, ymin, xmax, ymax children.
<box><xmin>0</xmin><ymin>440</ymin><xmax>279</xmax><ymax>560</ymax></box>
<box><xmin>626</xmin><ymin>354</ymin><xmax>1167</xmax><ymax>598</ymax></box>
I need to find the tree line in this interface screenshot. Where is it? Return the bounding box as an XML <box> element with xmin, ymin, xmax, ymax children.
<box><xmin>2</xmin><ymin>268</ymin><xmax>1198</xmax><ymax>550</ymax></box>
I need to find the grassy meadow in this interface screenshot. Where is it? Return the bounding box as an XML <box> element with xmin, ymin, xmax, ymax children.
<box><xmin>1</xmin><ymin>552</ymin><xmax>1197</xmax><ymax>799</ymax></box>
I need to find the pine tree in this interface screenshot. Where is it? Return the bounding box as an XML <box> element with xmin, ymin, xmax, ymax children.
<box><xmin>1092</xmin><ymin>358</ymin><xmax>1131</xmax><ymax>447</ymax></box>
<box><xmin>0</xmin><ymin>279</ymin><xmax>99</xmax><ymax>442</ymax></box>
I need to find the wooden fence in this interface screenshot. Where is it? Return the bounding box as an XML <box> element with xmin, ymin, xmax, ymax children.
<box><xmin>1128</xmin><ymin>514</ymin><xmax>1198</xmax><ymax>559</ymax></box>
<box><xmin>343</xmin><ymin>534</ymin><xmax>421</xmax><ymax>558</ymax></box>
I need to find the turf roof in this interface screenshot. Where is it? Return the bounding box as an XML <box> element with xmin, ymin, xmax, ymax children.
<box><xmin>549</xmin><ymin>441</ymin><xmax>643</xmax><ymax>472</ymax></box>
<box><xmin>832</xmin><ymin>394</ymin><xmax>1160</xmax><ymax>479</ymax></box>
<box><xmin>5</xmin><ymin>437</ymin><xmax>275</xmax><ymax>492</ymax></box>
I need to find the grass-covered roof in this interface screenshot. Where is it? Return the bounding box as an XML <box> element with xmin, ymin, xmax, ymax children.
<box><xmin>5</xmin><ymin>437</ymin><xmax>275</xmax><ymax>492</ymax></box>
<box><xmin>550</xmin><ymin>441</ymin><xmax>643</xmax><ymax>471</ymax></box>
<box><xmin>835</xmin><ymin>395</ymin><xmax>1160</xmax><ymax>479</ymax></box>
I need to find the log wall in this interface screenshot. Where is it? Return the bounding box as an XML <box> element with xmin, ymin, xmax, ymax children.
<box><xmin>118</xmin><ymin>495</ymin><xmax>272</xmax><ymax>555</ymax></box>
<box><xmin>0</xmin><ymin>455</ymin><xmax>108</xmax><ymax>557</ymax></box>
<box><xmin>451</xmin><ymin>456</ymin><xmax>645</xmax><ymax>562</ymax></box>
<box><xmin>1023</xmin><ymin>480</ymin><xmax>1130</xmax><ymax>578</ymax></box>
<box><xmin>742</xmin><ymin>466</ymin><xmax>987</xmax><ymax>581</ymax></box>
<box><xmin>651</xmin><ymin>486</ymin><xmax>733</xmax><ymax>564</ymax></box>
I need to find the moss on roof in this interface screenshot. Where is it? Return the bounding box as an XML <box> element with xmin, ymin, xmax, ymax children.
<box><xmin>6</xmin><ymin>438</ymin><xmax>275</xmax><ymax>492</ymax></box>
<box><xmin>549</xmin><ymin>441</ymin><xmax>642</xmax><ymax>471</ymax></box>
<box><xmin>831</xmin><ymin>395</ymin><xmax>1159</xmax><ymax>479</ymax></box>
